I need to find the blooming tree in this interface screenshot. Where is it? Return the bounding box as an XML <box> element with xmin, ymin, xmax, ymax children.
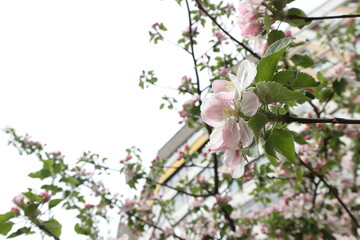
<box><xmin>1</xmin><ymin>0</ymin><xmax>360</xmax><ymax>239</ymax></box>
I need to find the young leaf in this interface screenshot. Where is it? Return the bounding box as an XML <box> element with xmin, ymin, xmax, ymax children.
<box><xmin>255</xmin><ymin>37</ymin><xmax>293</xmax><ymax>82</ymax></box>
<box><xmin>7</xmin><ymin>227</ymin><xmax>33</xmax><ymax>238</ymax></box>
<box><xmin>242</xmin><ymin>140</ymin><xmax>259</xmax><ymax>158</ymax></box>
<box><xmin>273</xmin><ymin>71</ymin><xmax>319</xmax><ymax>89</ymax></box>
<box><xmin>269</xmin><ymin>129</ymin><xmax>295</xmax><ymax>163</ymax></box>
<box><xmin>268</xmin><ymin>30</ymin><xmax>285</xmax><ymax>46</ymax></box>
<box><xmin>289</xmin><ymin>130</ymin><xmax>307</xmax><ymax>145</ymax></box>
<box><xmin>256</xmin><ymin>81</ymin><xmax>309</xmax><ymax>104</ymax></box>
<box><xmin>49</xmin><ymin>199</ymin><xmax>63</xmax><ymax>209</ymax></box>
<box><xmin>291</xmin><ymin>54</ymin><xmax>314</xmax><ymax>68</ymax></box>
<box><xmin>248</xmin><ymin>114</ymin><xmax>268</xmax><ymax>142</ymax></box>
<box><xmin>0</xmin><ymin>212</ymin><xmax>14</xmax><ymax>225</ymax></box>
<box><xmin>43</xmin><ymin>219</ymin><xmax>62</xmax><ymax>237</ymax></box>
<box><xmin>287</xmin><ymin>8</ymin><xmax>310</xmax><ymax>28</ymax></box>
<box><xmin>0</xmin><ymin>221</ymin><xmax>14</xmax><ymax>235</ymax></box>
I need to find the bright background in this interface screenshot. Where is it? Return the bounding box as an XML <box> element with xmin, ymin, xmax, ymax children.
<box><xmin>0</xmin><ymin>0</ymin><xmax>327</xmax><ymax>239</ymax></box>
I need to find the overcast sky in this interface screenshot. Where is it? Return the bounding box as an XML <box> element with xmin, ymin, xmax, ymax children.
<box><xmin>0</xmin><ymin>1</ymin><xmax>191</xmax><ymax>239</ymax></box>
<box><xmin>0</xmin><ymin>0</ymin><xmax>329</xmax><ymax>239</ymax></box>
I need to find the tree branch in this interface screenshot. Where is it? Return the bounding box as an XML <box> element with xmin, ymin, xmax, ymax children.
<box><xmin>194</xmin><ymin>0</ymin><xmax>261</xmax><ymax>60</ymax></box>
<box><xmin>185</xmin><ymin>0</ymin><xmax>202</xmax><ymax>96</ymax></box>
<box><xmin>146</xmin><ymin>177</ymin><xmax>213</xmax><ymax>198</ymax></box>
<box><xmin>288</xmin><ymin>14</ymin><xmax>360</xmax><ymax>22</ymax></box>
<box><xmin>37</xmin><ymin>223</ymin><xmax>61</xmax><ymax>240</ymax></box>
<box><xmin>282</xmin><ymin>113</ymin><xmax>360</xmax><ymax>124</ymax></box>
<box><xmin>300</xmin><ymin>160</ymin><xmax>359</xmax><ymax>231</ymax></box>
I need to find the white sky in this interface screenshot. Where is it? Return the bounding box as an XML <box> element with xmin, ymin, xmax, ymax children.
<box><xmin>0</xmin><ymin>0</ymin><xmax>329</xmax><ymax>239</ymax></box>
<box><xmin>0</xmin><ymin>0</ymin><xmax>191</xmax><ymax>239</ymax></box>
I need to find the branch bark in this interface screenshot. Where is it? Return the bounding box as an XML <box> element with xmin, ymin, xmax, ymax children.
<box><xmin>282</xmin><ymin>113</ymin><xmax>360</xmax><ymax>124</ymax></box>
<box><xmin>300</xmin><ymin>160</ymin><xmax>359</xmax><ymax>231</ymax></box>
<box><xmin>288</xmin><ymin>14</ymin><xmax>360</xmax><ymax>22</ymax></box>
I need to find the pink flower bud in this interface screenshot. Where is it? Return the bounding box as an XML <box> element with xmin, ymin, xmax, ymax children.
<box><xmin>13</xmin><ymin>194</ymin><xmax>25</xmax><ymax>207</ymax></box>
<box><xmin>85</xmin><ymin>204</ymin><xmax>94</xmax><ymax>209</ymax></box>
<box><xmin>39</xmin><ymin>192</ymin><xmax>51</xmax><ymax>202</ymax></box>
<box><xmin>11</xmin><ymin>207</ymin><xmax>20</xmax><ymax>216</ymax></box>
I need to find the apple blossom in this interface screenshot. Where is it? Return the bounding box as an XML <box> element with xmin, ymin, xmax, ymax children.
<box><xmin>201</xmin><ymin>60</ymin><xmax>260</xmax><ymax>177</ymax></box>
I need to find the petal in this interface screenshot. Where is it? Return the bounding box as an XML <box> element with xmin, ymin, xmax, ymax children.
<box><xmin>228</xmin><ymin>73</ymin><xmax>238</xmax><ymax>83</ymax></box>
<box><xmin>212</xmin><ymin>80</ymin><xmax>235</xmax><ymax>93</ymax></box>
<box><xmin>223</xmin><ymin>149</ymin><xmax>237</xmax><ymax>168</ymax></box>
<box><xmin>236</xmin><ymin>59</ymin><xmax>257</xmax><ymax>92</ymax></box>
<box><xmin>232</xmin><ymin>155</ymin><xmax>245</xmax><ymax>178</ymax></box>
<box><xmin>200</xmin><ymin>95</ymin><xmax>227</xmax><ymax>127</ymax></box>
<box><xmin>239</xmin><ymin>118</ymin><xmax>253</xmax><ymax>148</ymax></box>
<box><xmin>222</xmin><ymin>118</ymin><xmax>240</xmax><ymax>149</ymax></box>
<box><xmin>240</xmin><ymin>91</ymin><xmax>261</xmax><ymax>117</ymax></box>
<box><xmin>208</xmin><ymin>127</ymin><xmax>225</xmax><ymax>152</ymax></box>
<box><xmin>223</xmin><ymin>149</ymin><xmax>245</xmax><ymax>178</ymax></box>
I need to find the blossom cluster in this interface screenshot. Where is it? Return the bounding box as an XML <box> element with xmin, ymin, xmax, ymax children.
<box><xmin>237</xmin><ymin>0</ymin><xmax>265</xmax><ymax>38</ymax></box>
<box><xmin>201</xmin><ymin>60</ymin><xmax>260</xmax><ymax>178</ymax></box>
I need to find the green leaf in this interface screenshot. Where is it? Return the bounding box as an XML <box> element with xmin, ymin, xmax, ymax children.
<box><xmin>24</xmin><ymin>204</ymin><xmax>39</xmax><ymax>218</ymax></box>
<box><xmin>248</xmin><ymin>114</ymin><xmax>268</xmax><ymax>142</ymax></box>
<box><xmin>266</xmin><ymin>129</ymin><xmax>295</xmax><ymax>163</ymax></box>
<box><xmin>0</xmin><ymin>212</ymin><xmax>14</xmax><ymax>225</ymax></box>
<box><xmin>291</xmin><ymin>54</ymin><xmax>314</xmax><ymax>68</ymax></box>
<box><xmin>255</xmin><ymin>37</ymin><xmax>293</xmax><ymax>82</ymax></box>
<box><xmin>264</xmin><ymin>12</ymin><xmax>271</xmax><ymax>34</ymax></box>
<box><xmin>75</xmin><ymin>224</ymin><xmax>91</xmax><ymax>235</ymax></box>
<box><xmin>273</xmin><ymin>0</ymin><xmax>287</xmax><ymax>10</ymax></box>
<box><xmin>43</xmin><ymin>219</ymin><xmax>62</xmax><ymax>237</ymax></box>
<box><xmin>0</xmin><ymin>221</ymin><xmax>14</xmax><ymax>236</ymax></box>
<box><xmin>242</xmin><ymin>140</ymin><xmax>259</xmax><ymax>158</ymax></box>
<box><xmin>60</xmin><ymin>176</ymin><xmax>79</xmax><ymax>186</ymax></box>
<box><xmin>7</xmin><ymin>227</ymin><xmax>33</xmax><ymax>238</ymax></box>
<box><xmin>289</xmin><ymin>131</ymin><xmax>307</xmax><ymax>145</ymax></box>
<box><xmin>266</xmin><ymin>154</ymin><xmax>279</xmax><ymax>167</ymax></box>
<box><xmin>295</xmin><ymin>167</ymin><xmax>303</xmax><ymax>182</ymax></box>
<box><xmin>287</xmin><ymin>8</ymin><xmax>310</xmax><ymax>28</ymax></box>
<box><xmin>273</xmin><ymin>71</ymin><xmax>319</xmax><ymax>89</ymax></box>
<box><xmin>23</xmin><ymin>191</ymin><xmax>43</xmax><ymax>202</ymax></box>
<box><xmin>267</xmin><ymin>30</ymin><xmax>285</xmax><ymax>46</ymax></box>
<box><xmin>28</xmin><ymin>169</ymin><xmax>51</xmax><ymax>180</ymax></box>
<box><xmin>49</xmin><ymin>199</ymin><xmax>63</xmax><ymax>209</ymax></box>
<box><xmin>256</xmin><ymin>81</ymin><xmax>309</xmax><ymax>104</ymax></box>
<box><xmin>333</xmin><ymin>79</ymin><xmax>347</xmax><ymax>96</ymax></box>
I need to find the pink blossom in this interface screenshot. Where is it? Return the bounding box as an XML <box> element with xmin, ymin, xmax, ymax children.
<box><xmin>213</xmin><ymin>30</ymin><xmax>226</xmax><ymax>42</ymax></box>
<box><xmin>341</xmin><ymin>156</ymin><xmax>353</xmax><ymax>171</ymax></box>
<box><xmin>241</xmin><ymin>22</ymin><xmax>262</xmax><ymax>37</ymax></box>
<box><xmin>201</xmin><ymin>60</ymin><xmax>260</xmax><ymax>178</ymax></box>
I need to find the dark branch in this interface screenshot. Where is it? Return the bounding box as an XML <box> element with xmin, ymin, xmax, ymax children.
<box><xmin>194</xmin><ymin>0</ymin><xmax>261</xmax><ymax>60</ymax></box>
<box><xmin>185</xmin><ymin>0</ymin><xmax>202</xmax><ymax>96</ymax></box>
<box><xmin>300</xmin><ymin>160</ymin><xmax>359</xmax><ymax>230</ymax></box>
<box><xmin>37</xmin><ymin>223</ymin><xmax>61</xmax><ymax>240</ymax></box>
<box><xmin>288</xmin><ymin>14</ymin><xmax>360</xmax><ymax>22</ymax></box>
<box><xmin>146</xmin><ymin>177</ymin><xmax>213</xmax><ymax>198</ymax></box>
<box><xmin>282</xmin><ymin>114</ymin><xmax>360</xmax><ymax>124</ymax></box>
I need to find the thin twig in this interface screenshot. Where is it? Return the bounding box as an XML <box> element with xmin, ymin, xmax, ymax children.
<box><xmin>146</xmin><ymin>177</ymin><xmax>213</xmax><ymax>198</ymax></box>
<box><xmin>185</xmin><ymin>0</ymin><xmax>202</xmax><ymax>98</ymax></box>
<box><xmin>300</xmin><ymin>160</ymin><xmax>359</xmax><ymax>230</ymax></box>
<box><xmin>194</xmin><ymin>0</ymin><xmax>261</xmax><ymax>60</ymax></box>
